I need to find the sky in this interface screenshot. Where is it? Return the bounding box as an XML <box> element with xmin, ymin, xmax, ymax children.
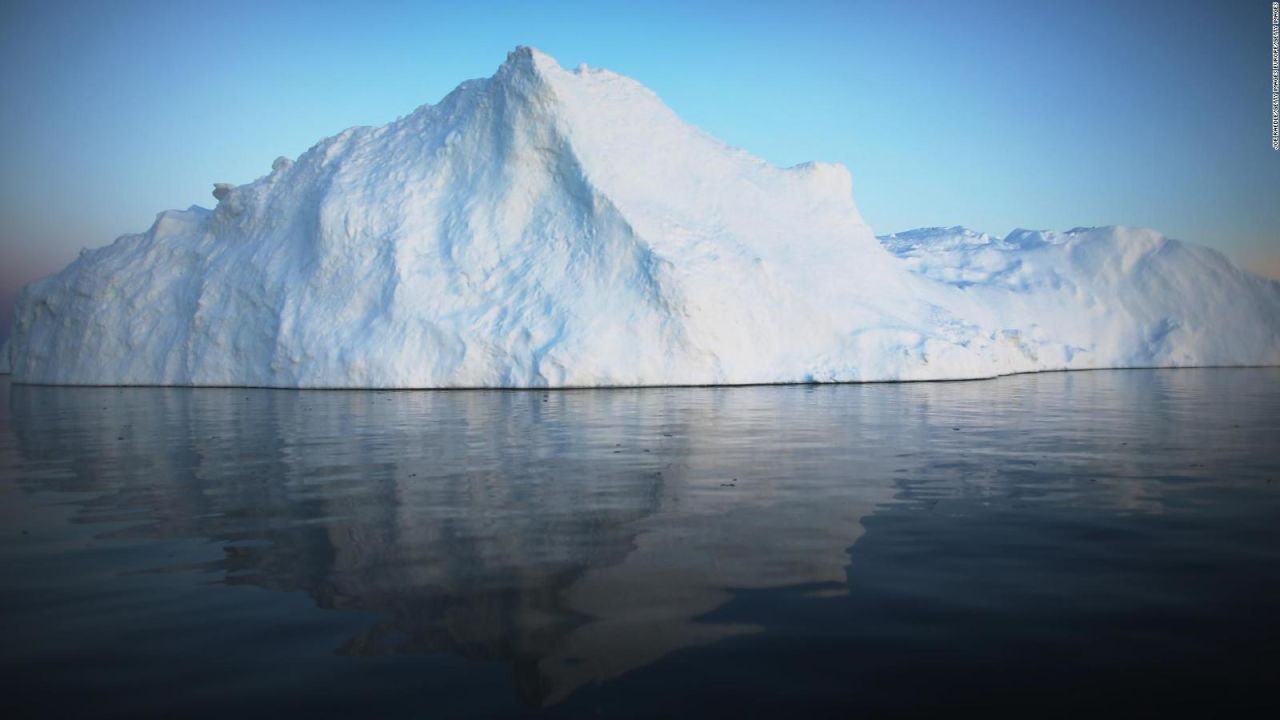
<box><xmin>1</xmin><ymin>0</ymin><xmax>1277</xmax><ymax>339</ymax></box>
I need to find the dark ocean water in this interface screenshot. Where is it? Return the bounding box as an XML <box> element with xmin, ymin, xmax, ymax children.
<box><xmin>1</xmin><ymin>369</ymin><xmax>1277</xmax><ymax>717</ymax></box>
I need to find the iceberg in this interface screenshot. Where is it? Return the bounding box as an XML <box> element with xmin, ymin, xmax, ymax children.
<box><xmin>7</xmin><ymin>47</ymin><xmax>1279</xmax><ymax>387</ymax></box>
<box><xmin>878</xmin><ymin>225</ymin><xmax>1280</xmax><ymax>371</ymax></box>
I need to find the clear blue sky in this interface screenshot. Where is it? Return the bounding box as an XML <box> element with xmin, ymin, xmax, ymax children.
<box><xmin>1</xmin><ymin>0</ymin><xmax>1277</xmax><ymax>338</ymax></box>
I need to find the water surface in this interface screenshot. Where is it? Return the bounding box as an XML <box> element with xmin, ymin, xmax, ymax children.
<box><xmin>1</xmin><ymin>370</ymin><xmax>1278</xmax><ymax>716</ymax></box>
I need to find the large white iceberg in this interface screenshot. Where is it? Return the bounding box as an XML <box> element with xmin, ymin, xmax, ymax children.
<box><xmin>7</xmin><ymin>47</ymin><xmax>1279</xmax><ymax>387</ymax></box>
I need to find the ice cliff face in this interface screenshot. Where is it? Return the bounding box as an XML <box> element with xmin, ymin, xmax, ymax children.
<box><xmin>8</xmin><ymin>47</ymin><xmax>1280</xmax><ymax>387</ymax></box>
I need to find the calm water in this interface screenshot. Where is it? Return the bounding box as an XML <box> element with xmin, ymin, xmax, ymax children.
<box><xmin>1</xmin><ymin>369</ymin><xmax>1278</xmax><ymax>716</ymax></box>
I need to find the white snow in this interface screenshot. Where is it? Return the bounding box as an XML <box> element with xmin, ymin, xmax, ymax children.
<box><xmin>878</xmin><ymin>225</ymin><xmax>1280</xmax><ymax>371</ymax></box>
<box><xmin>7</xmin><ymin>47</ymin><xmax>1280</xmax><ymax>387</ymax></box>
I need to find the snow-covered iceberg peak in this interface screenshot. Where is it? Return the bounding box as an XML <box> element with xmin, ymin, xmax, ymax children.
<box><xmin>7</xmin><ymin>48</ymin><xmax>1280</xmax><ymax>387</ymax></box>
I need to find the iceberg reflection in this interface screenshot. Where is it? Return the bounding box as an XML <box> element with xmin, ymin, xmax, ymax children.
<box><xmin>5</xmin><ymin>369</ymin><xmax>1275</xmax><ymax>707</ymax></box>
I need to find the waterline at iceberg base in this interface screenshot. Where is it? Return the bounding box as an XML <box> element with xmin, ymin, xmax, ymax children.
<box><xmin>6</xmin><ymin>47</ymin><xmax>1279</xmax><ymax>388</ymax></box>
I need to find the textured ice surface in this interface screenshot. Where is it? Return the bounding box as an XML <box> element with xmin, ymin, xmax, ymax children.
<box><xmin>8</xmin><ymin>48</ymin><xmax>1280</xmax><ymax>387</ymax></box>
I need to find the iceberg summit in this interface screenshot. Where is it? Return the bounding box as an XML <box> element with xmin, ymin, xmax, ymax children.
<box><xmin>6</xmin><ymin>47</ymin><xmax>1280</xmax><ymax>387</ymax></box>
